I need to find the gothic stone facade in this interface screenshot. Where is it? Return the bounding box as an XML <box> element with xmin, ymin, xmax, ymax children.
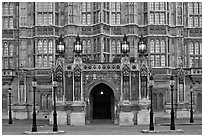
<box><xmin>2</xmin><ymin>2</ymin><xmax>202</xmax><ymax>125</ymax></box>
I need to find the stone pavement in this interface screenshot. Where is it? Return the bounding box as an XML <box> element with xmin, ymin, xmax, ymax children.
<box><xmin>1</xmin><ymin>119</ymin><xmax>202</xmax><ymax>135</ymax></box>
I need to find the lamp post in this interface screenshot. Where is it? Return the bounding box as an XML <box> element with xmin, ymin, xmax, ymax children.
<box><xmin>121</xmin><ymin>35</ymin><xmax>130</xmax><ymax>55</ymax></box>
<box><xmin>170</xmin><ymin>75</ymin><xmax>175</xmax><ymax>130</ymax></box>
<box><xmin>32</xmin><ymin>76</ymin><xmax>37</xmax><ymax>132</ymax></box>
<box><xmin>149</xmin><ymin>75</ymin><xmax>154</xmax><ymax>130</ymax></box>
<box><xmin>8</xmin><ymin>88</ymin><xmax>13</xmax><ymax>124</ymax></box>
<box><xmin>52</xmin><ymin>35</ymin><xmax>65</xmax><ymax>132</ymax></box>
<box><xmin>52</xmin><ymin>75</ymin><xmax>58</xmax><ymax>132</ymax></box>
<box><xmin>190</xmin><ymin>86</ymin><xmax>194</xmax><ymax>123</ymax></box>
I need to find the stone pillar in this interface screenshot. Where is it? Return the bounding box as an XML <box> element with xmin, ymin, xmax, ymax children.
<box><xmin>70</xmin><ymin>101</ymin><xmax>85</xmax><ymax>126</ymax></box>
<box><xmin>119</xmin><ymin>102</ymin><xmax>134</xmax><ymax>126</ymax></box>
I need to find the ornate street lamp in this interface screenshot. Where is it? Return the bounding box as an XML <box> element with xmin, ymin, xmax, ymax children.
<box><xmin>74</xmin><ymin>35</ymin><xmax>82</xmax><ymax>55</ymax></box>
<box><xmin>121</xmin><ymin>35</ymin><xmax>130</xmax><ymax>54</ymax></box>
<box><xmin>149</xmin><ymin>75</ymin><xmax>154</xmax><ymax>130</ymax></box>
<box><xmin>8</xmin><ymin>88</ymin><xmax>13</xmax><ymax>124</ymax></box>
<box><xmin>32</xmin><ymin>76</ymin><xmax>37</xmax><ymax>132</ymax></box>
<box><xmin>52</xmin><ymin>74</ymin><xmax>58</xmax><ymax>132</ymax></box>
<box><xmin>56</xmin><ymin>35</ymin><xmax>65</xmax><ymax>54</ymax></box>
<box><xmin>138</xmin><ymin>35</ymin><xmax>147</xmax><ymax>56</ymax></box>
<box><xmin>170</xmin><ymin>75</ymin><xmax>175</xmax><ymax>130</ymax></box>
<box><xmin>190</xmin><ymin>85</ymin><xmax>194</xmax><ymax>123</ymax></box>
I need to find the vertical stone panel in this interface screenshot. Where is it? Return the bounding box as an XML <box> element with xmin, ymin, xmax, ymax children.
<box><xmin>131</xmin><ymin>71</ymin><xmax>139</xmax><ymax>101</ymax></box>
<box><xmin>65</xmin><ymin>72</ymin><xmax>73</xmax><ymax>101</ymax></box>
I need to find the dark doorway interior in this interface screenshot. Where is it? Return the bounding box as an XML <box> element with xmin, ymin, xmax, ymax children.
<box><xmin>90</xmin><ymin>83</ymin><xmax>114</xmax><ymax>120</ymax></box>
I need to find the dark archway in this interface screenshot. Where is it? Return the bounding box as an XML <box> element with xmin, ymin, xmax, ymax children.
<box><xmin>90</xmin><ymin>83</ymin><xmax>114</xmax><ymax>120</ymax></box>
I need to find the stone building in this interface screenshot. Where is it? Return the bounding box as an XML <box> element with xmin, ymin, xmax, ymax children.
<box><xmin>2</xmin><ymin>2</ymin><xmax>202</xmax><ymax>125</ymax></box>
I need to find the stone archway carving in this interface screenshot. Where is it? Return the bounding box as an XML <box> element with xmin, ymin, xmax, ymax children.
<box><xmin>84</xmin><ymin>80</ymin><xmax>119</xmax><ymax>123</ymax></box>
<box><xmin>85</xmin><ymin>79</ymin><xmax>119</xmax><ymax>102</ymax></box>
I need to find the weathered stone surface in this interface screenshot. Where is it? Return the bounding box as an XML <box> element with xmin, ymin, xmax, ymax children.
<box><xmin>70</xmin><ymin>112</ymin><xmax>85</xmax><ymax>126</ymax></box>
<box><xmin>49</xmin><ymin>111</ymin><xmax>67</xmax><ymax>125</ymax></box>
<box><xmin>137</xmin><ymin>109</ymin><xmax>150</xmax><ymax>125</ymax></box>
<box><xmin>119</xmin><ymin>112</ymin><xmax>134</xmax><ymax>126</ymax></box>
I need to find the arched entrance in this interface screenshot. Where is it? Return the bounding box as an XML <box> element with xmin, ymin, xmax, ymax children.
<box><xmin>90</xmin><ymin>83</ymin><xmax>114</xmax><ymax>120</ymax></box>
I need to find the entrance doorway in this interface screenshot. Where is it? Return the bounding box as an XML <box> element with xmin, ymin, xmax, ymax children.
<box><xmin>90</xmin><ymin>83</ymin><xmax>114</xmax><ymax>120</ymax></box>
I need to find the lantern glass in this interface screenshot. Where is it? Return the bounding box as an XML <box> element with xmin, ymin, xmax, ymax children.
<box><xmin>74</xmin><ymin>41</ymin><xmax>82</xmax><ymax>53</ymax></box>
<box><xmin>52</xmin><ymin>81</ymin><xmax>58</xmax><ymax>87</ymax></box>
<box><xmin>149</xmin><ymin>75</ymin><xmax>154</xmax><ymax>86</ymax></box>
<box><xmin>121</xmin><ymin>42</ymin><xmax>129</xmax><ymax>53</ymax></box>
<box><xmin>8</xmin><ymin>88</ymin><xmax>11</xmax><ymax>93</ymax></box>
<box><xmin>32</xmin><ymin>81</ymin><xmax>37</xmax><ymax>88</ymax></box>
<box><xmin>56</xmin><ymin>42</ymin><xmax>65</xmax><ymax>53</ymax></box>
<box><xmin>139</xmin><ymin>42</ymin><xmax>147</xmax><ymax>53</ymax></box>
<box><xmin>170</xmin><ymin>75</ymin><xmax>175</xmax><ymax>86</ymax></box>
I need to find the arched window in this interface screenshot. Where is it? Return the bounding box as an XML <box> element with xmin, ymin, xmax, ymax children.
<box><xmin>87</xmin><ymin>40</ymin><xmax>91</xmax><ymax>54</ymax></box>
<box><xmin>189</xmin><ymin>57</ymin><xmax>194</xmax><ymax>67</ymax></box>
<box><xmin>4</xmin><ymin>18</ymin><xmax>8</xmax><ymax>28</ymax></box>
<box><xmin>49</xmin><ymin>14</ymin><xmax>53</xmax><ymax>25</ymax></box>
<box><xmin>9</xmin><ymin>43</ymin><xmax>13</xmax><ymax>56</ymax></box>
<box><xmin>48</xmin><ymin>40</ymin><xmax>53</xmax><ymax>53</ymax></box>
<box><xmin>189</xmin><ymin>42</ymin><xmax>194</xmax><ymax>54</ymax></box>
<box><xmin>43</xmin><ymin>40</ymin><xmax>48</xmax><ymax>53</ymax></box>
<box><xmin>38</xmin><ymin>40</ymin><xmax>43</xmax><ymax>53</ymax></box>
<box><xmin>111</xmin><ymin>40</ymin><xmax>116</xmax><ymax>54</ymax></box>
<box><xmin>44</xmin><ymin>14</ymin><xmax>48</xmax><ymax>25</ymax></box>
<box><xmin>194</xmin><ymin>2</ymin><xmax>198</xmax><ymax>14</ymax></box>
<box><xmin>9</xmin><ymin>18</ymin><xmax>13</xmax><ymax>28</ymax></box>
<box><xmin>200</xmin><ymin>42</ymin><xmax>202</xmax><ymax>54</ymax></box>
<box><xmin>9</xmin><ymin>3</ymin><xmax>13</xmax><ymax>15</ymax></box>
<box><xmin>161</xmin><ymin>40</ymin><xmax>165</xmax><ymax>53</ymax></box>
<box><xmin>82</xmin><ymin>2</ymin><xmax>86</xmax><ymax>11</ymax></box>
<box><xmin>117</xmin><ymin>40</ymin><xmax>121</xmax><ymax>54</ymax></box>
<box><xmin>82</xmin><ymin>40</ymin><xmax>86</xmax><ymax>54</ymax></box>
<box><xmin>116</xmin><ymin>2</ymin><xmax>121</xmax><ymax>11</ymax></box>
<box><xmin>150</xmin><ymin>40</ymin><xmax>154</xmax><ymax>53</ymax></box>
<box><xmin>195</xmin><ymin>42</ymin><xmax>199</xmax><ymax>54</ymax></box>
<box><xmin>4</xmin><ymin>3</ymin><xmax>8</xmax><ymax>15</ymax></box>
<box><xmin>38</xmin><ymin>56</ymin><xmax>42</xmax><ymax>67</ymax></box>
<box><xmin>87</xmin><ymin>14</ymin><xmax>91</xmax><ymax>24</ymax></box>
<box><xmin>111</xmin><ymin>2</ymin><xmax>115</xmax><ymax>11</ymax></box>
<box><xmin>195</xmin><ymin>56</ymin><xmax>199</xmax><ymax>67</ymax></box>
<box><xmin>155</xmin><ymin>40</ymin><xmax>160</xmax><ymax>53</ymax></box>
<box><xmin>44</xmin><ymin>56</ymin><xmax>47</xmax><ymax>67</ymax></box>
<box><xmin>150</xmin><ymin>2</ymin><xmax>154</xmax><ymax>10</ymax></box>
<box><xmin>112</xmin><ymin>14</ymin><xmax>116</xmax><ymax>24</ymax></box>
<box><xmin>156</xmin><ymin>55</ymin><xmax>160</xmax><ymax>66</ymax></box>
<box><xmin>4</xmin><ymin>43</ymin><xmax>8</xmax><ymax>55</ymax></box>
<box><xmin>49</xmin><ymin>2</ymin><xmax>53</xmax><ymax>12</ymax></box>
<box><xmin>116</xmin><ymin>13</ymin><xmax>121</xmax><ymax>24</ymax></box>
<box><xmin>82</xmin><ymin>14</ymin><xmax>86</xmax><ymax>24</ymax></box>
<box><xmin>161</xmin><ymin>55</ymin><xmax>166</xmax><ymax>66</ymax></box>
<box><xmin>38</xmin><ymin>14</ymin><xmax>42</xmax><ymax>25</ymax></box>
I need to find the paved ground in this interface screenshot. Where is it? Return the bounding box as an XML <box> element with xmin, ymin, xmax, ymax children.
<box><xmin>1</xmin><ymin>119</ymin><xmax>202</xmax><ymax>135</ymax></box>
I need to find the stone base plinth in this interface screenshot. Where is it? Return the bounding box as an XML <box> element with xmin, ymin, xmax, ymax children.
<box><xmin>70</xmin><ymin>112</ymin><xmax>85</xmax><ymax>126</ymax></box>
<box><xmin>137</xmin><ymin>109</ymin><xmax>153</xmax><ymax>125</ymax></box>
<box><xmin>49</xmin><ymin>111</ymin><xmax>67</xmax><ymax>125</ymax></box>
<box><xmin>119</xmin><ymin>112</ymin><xmax>134</xmax><ymax>126</ymax></box>
<box><xmin>13</xmin><ymin>111</ymin><xmax>31</xmax><ymax>119</ymax></box>
<box><xmin>176</xmin><ymin>109</ymin><xmax>190</xmax><ymax>119</ymax></box>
